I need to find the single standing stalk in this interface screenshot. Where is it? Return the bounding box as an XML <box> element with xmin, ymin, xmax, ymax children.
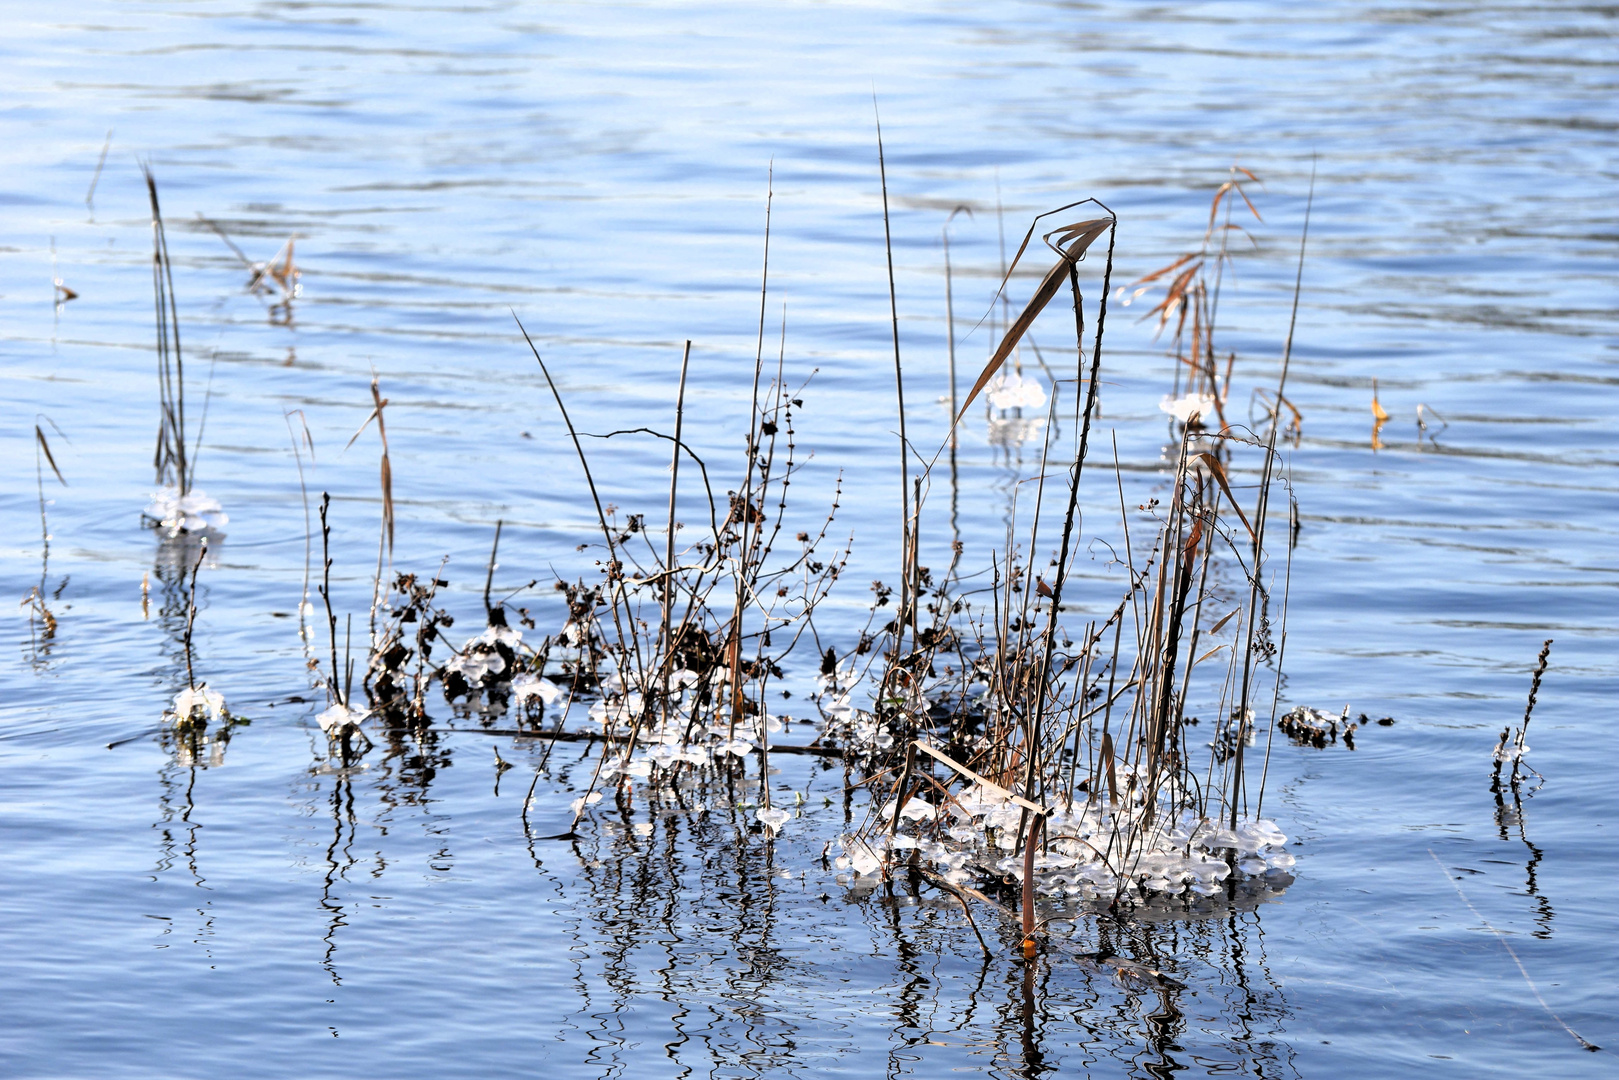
<box><xmin>183</xmin><ymin>537</ymin><xmax>207</xmax><ymax>691</ymax></box>
<box><xmin>285</xmin><ymin>412</ymin><xmax>315</xmax><ymax>653</ymax></box>
<box><xmin>1512</xmin><ymin>639</ymin><xmax>1553</xmax><ymax>785</ymax></box>
<box><xmin>318</xmin><ymin>493</ymin><xmax>342</xmax><ymax>706</ymax></box>
<box><xmin>1027</xmin><ymin>217</ymin><xmax>1116</xmax><ymax>824</ymax></box>
<box><xmin>731</xmin><ymin>168</ymin><xmax>774</xmax><ymax>743</ymax></box>
<box><xmin>944</xmin><ymin>218</ymin><xmax>963</xmax><ymax>577</ymax></box>
<box><xmin>662</xmin><ymin>342</ymin><xmax>692</xmax><ymax>733</ymax></box>
<box><xmin>483</xmin><ymin>519</ymin><xmax>503</xmax><ymax>618</ymax></box>
<box><xmin>1272</xmin><ymin>159</ymin><xmax>1315</xmax><ymax>417</ymax></box>
<box><xmin>515</xmin><ymin>317</ymin><xmax>642</xmax><ymax>717</ymax></box>
<box><xmin>1021</xmin><ymin>810</ymin><xmax>1045</xmax><ymax>955</ymax></box>
<box><xmin>874</xmin><ymin>99</ymin><xmax>910</xmax><ymax>655</ymax></box>
<box><xmin>1230</xmin><ymin>441</ymin><xmax>1276</xmax><ymax>828</ymax></box>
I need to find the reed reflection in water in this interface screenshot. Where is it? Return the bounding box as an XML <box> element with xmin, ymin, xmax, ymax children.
<box><xmin>261</xmin><ymin>738</ymin><xmax>1303</xmax><ymax>1077</ymax></box>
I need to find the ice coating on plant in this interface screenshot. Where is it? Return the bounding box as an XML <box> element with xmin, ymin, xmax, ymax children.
<box><xmin>445</xmin><ymin>647</ymin><xmax>505</xmax><ymax>683</ymax></box>
<box><xmin>987</xmin><ymin>370</ymin><xmax>1046</xmax><ymax>411</ymax></box>
<box><xmin>838</xmin><ymin>835</ymin><xmax>884</xmax><ymax>877</ymax></box>
<box><xmin>1493</xmin><ymin>740</ymin><xmax>1529</xmax><ymax>763</ymax></box>
<box><xmin>756</xmin><ymin>807</ymin><xmax>791</xmax><ymax>833</ymax></box>
<box><xmin>1159</xmin><ymin>392</ymin><xmax>1217</xmax><ymax>423</ymax></box>
<box><xmin>146</xmin><ymin>487</ymin><xmax>228</xmax><ymax>537</ymax></box>
<box><xmin>510</xmin><ymin>673</ymin><xmax>563</xmax><ymax>708</ymax></box>
<box><xmin>316</xmin><ymin>702</ymin><xmax>367</xmax><ymax>736</ymax></box>
<box><xmin>879</xmin><ymin>798</ymin><xmax>937</xmax><ymax>823</ymax></box>
<box><xmin>849</xmin><ymin>790</ymin><xmax>1293</xmax><ymax>904</ymax></box>
<box><xmin>472</xmin><ymin>623</ymin><xmax>523</xmax><ymax>650</ymax></box>
<box><xmin>170</xmin><ymin>684</ymin><xmax>225</xmax><ymax>723</ymax></box>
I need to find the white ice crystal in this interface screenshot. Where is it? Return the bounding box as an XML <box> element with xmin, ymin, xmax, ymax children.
<box><xmin>987</xmin><ymin>370</ymin><xmax>1047</xmax><ymax>411</ymax></box>
<box><xmin>1159</xmin><ymin>393</ymin><xmax>1217</xmax><ymax>423</ymax></box>
<box><xmin>146</xmin><ymin>487</ymin><xmax>228</xmax><ymax>537</ymax></box>
<box><xmin>170</xmin><ymin>684</ymin><xmax>225</xmax><ymax>723</ymax></box>
<box><xmin>510</xmin><ymin>673</ymin><xmax>563</xmax><ymax>708</ymax></box>
<box><xmin>756</xmin><ymin>807</ymin><xmax>792</xmax><ymax>833</ymax></box>
<box><xmin>316</xmin><ymin>702</ymin><xmax>367</xmax><ymax>737</ymax></box>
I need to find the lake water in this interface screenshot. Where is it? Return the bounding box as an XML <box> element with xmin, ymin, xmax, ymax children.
<box><xmin>2</xmin><ymin>1</ymin><xmax>1616</xmax><ymax>1076</ymax></box>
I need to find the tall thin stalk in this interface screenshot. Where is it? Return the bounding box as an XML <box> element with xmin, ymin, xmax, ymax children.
<box><xmin>874</xmin><ymin>99</ymin><xmax>911</xmax><ymax>652</ymax></box>
<box><xmin>144</xmin><ymin>166</ymin><xmax>189</xmax><ymax>495</ymax></box>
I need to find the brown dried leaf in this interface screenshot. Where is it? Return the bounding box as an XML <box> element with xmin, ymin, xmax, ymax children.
<box><xmin>35</xmin><ymin>425</ymin><xmax>65</xmax><ymax>486</ymax></box>
<box><xmin>954</xmin><ymin>222</ymin><xmax>1112</xmax><ymax>426</ymax></box>
<box><xmin>1196</xmin><ymin>452</ymin><xmax>1254</xmax><ymax>542</ymax></box>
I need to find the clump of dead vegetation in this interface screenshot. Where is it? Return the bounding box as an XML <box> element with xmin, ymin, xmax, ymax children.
<box><xmin>283</xmin><ymin>172</ymin><xmax>1325</xmax><ymax>948</ymax></box>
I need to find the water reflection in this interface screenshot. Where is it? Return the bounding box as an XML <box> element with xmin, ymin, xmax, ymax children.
<box><xmin>1493</xmin><ymin>783</ymin><xmax>1555</xmax><ymax>941</ymax></box>
<box><xmin>319</xmin><ymin>772</ymin><xmax>359</xmax><ymax>984</ymax></box>
<box><xmin>276</xmin><ymin>742</ymin><xmax>1307</xmax><ymax>1078</ymax></box>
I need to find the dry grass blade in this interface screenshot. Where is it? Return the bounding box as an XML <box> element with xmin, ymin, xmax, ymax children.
<box><xmin>143</xmin><ymin>164</ymin><xmax>189</xmax><ymax>495</ymax></box>
<box><xmin>1139</xmin><ymin>260</ymin><xmax>1202</xmax><ymax>337</ymax></box>
<box><xmin>954</xmin><ymin>219</ymin><xmax>1110</xmax><ymax>426</ymax></box>
<box><xmin>1195</xmin><ymin>452</ymin><xmax>1253</xmax><ymax>540</ymax></box>
<box><xmin>1131</xmin><ymin>252</ymin><xmax>1200</xmax><ymax>289</ymax></box>
<box><xmin>380</xmin><ymin>453</ymin><xmax>394</xmax><ymax>554</ymax></box>
<box><xmin>1048</xmin><ymin>217</ymin><xmax>1112</xmax><ymax>252</ymax></box>
<box><xmin>372</xmin><ymin>378</ymin><xmax>394</xmax><ymax>556</ymax></box>
<box><xmin>913</xmin><ymin>740</ymin><xmax>1046</xmax><ymax>814</ymax></box>
<box><xmin>35</xmin><ymin>426</ymin><xmax>66</xmax><ymax>486</ymax></box>
<box><xmin>85</xmin><ymin>129</ymin><xmax>111</xmax><ymax>209</ymax></box>
<box><xmin>1208</xmin><ymin>180</ymin><xmax>1263</xmax><ymax>228</ymax></box>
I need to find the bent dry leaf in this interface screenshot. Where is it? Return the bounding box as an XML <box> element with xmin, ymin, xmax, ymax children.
<box><xmin>35</xmin><ymin>426</ymin><xmax>66</xmax><ymax>486</ymax></box>
<box><xmin>954</xmin><ymin>218</ymin><xmax>1111</xmax><ymax>427</ymax></box>
<box><xmin>1195</xmin><ymin>453</ymin><xmax>1254</xmax><ymax>542</ymax></box>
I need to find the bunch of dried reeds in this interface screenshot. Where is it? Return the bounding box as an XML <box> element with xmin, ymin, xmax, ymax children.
<box><xmin>144</xmin><ymin>166</ymin><xmax>189</xmax><ymax>497</ymax></box>
<box><xmin>814</xmin><ymin>182</ymin><xmax>1316</xmax><ymax>946</ymax></box>
<box><xmin>291</xmin><ymin>170</ymin><xmax>1315</xmax><ymax>950</ymax></box>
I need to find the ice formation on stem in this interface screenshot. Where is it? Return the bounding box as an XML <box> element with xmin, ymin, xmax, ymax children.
<box><xmin>145</xmin><ymin>487</ymin><xmax>228</xmax><ymax>537</ymax></box>
<box><xmin>169</xmin><ymin>684</ymin><xmax>226</xmax><ymax>724</ymax></box>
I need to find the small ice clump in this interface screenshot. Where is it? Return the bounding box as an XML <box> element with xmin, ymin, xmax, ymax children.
<box><xmin>879</xmin><ymin>798</ymin><xmax>937</xmax><ymax>823</ymax></box>
<box><xmin>170</xmin><ymin>684</ymin><xmax>225</xmax><ymax>723</ymax></box>
<box><xmin>473</xmin><ymin>623</ymin><xmax>523</xmax><ymax>650</ymax></box>
<box><xmin>715</xmin><ymin>738</ymin><xmax>755</xmax><ymax>758</ymax></box>
<box><xmin>510</xmin><ymin>673</ymin><xmax>563</xmax><ymax>708</ymax></box>
<box><xmin>1160</xmin><ymin>393</ymin><xmax>1217</xmax><ymax>423</ymax></box>
<box><xmin>441</xmin><ymin>624</ymin><xmax>527</xmax><ymax>691</ymax></box>
<box><xmin>869</xmin><ymin>796</ymin><xmax>1292</xmax><ymax>903</ymax></box>
<box><xmin>675</xmin><ymin>746</ymin><xmax>713</xmax><ymax>767</ymax></box>
<box><xmin>602</xmin><ymin>758</ymin><xmax>654</xmax><ymax>781</ymax></box>
<box><xmin>146</xmin><ymin>487</ymin><xmax>228</xmax><ymax>537</ymax></box>
<box><xmin>570</xmin><ymin>791</ymin><xmax>604</xmax><ymax>815</ymax></box>
<box><xmin>987</xmin><ymin>370</ymin><xmax>1047</xmax><ymax>411</ymax></box>
<box><xmin>586</xmin><ymin>694</ymin><xmax>642</xmax><ymax>729</ymax></box>
<box><xmin>839</xmin><ymin>835</ymin><xmax>885</xmax><ymax>876</ymax></box>
<box><xmin>446</xmin><ymin>648</ymin><xmax>505</xmax><ymax>682</ymax></box>
<box><xmin>316</xmin><ymin>702</ymin><xmax>367</xmax><ymax>737</ymax></box>
<box><xmin>756</xmin><ymin>807</ymin><xmax>791</xmax><ymax>833</ymax></box>
<box><xmin>1493</xmin><ymin>740</ymin><xmax>1529</xmax><ymax>764</ymax></box>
